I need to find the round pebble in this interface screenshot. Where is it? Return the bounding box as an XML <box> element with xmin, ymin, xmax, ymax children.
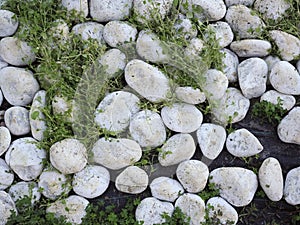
<box><xmin>0</xmin><ymin>191</ymin><xmax>17</xmax><ymax>225</ymax></box>
<box><xmin>207</xmin><ymin>21</ymin><xmax>234</xmax><ymax>48</ymax></box>
<box><xmin>161</xmin><ymin>103</ymin><xmax>203</xmax><ymax>133</ymax></box>
<box><xmin>176</xmin><ymin>160</ymin><xmax>209</xmax><ymax>193</ymax></box>
<box><xmin>73</xmin><ymin>165</ymin><xmax>110</xmax><ymax>199</ymax></box>
<box><xmin>175</xmin><ymin>86</ymin><xmax>206</xmax><ymax>105</ymax></box>
<box><xmin>0</xmin><ymin>10</ymin><xmax>18</xmax><ymax>37</ymax></box>
<box><xmin>72</xmin><ymin>22</ymin><xmax>104</xmax><ymax>45</ymax></box>
<box><xmin>260</xmin><ymin>90</ymin><xmax>296</xmax><ymax>111</ymax></box>
<box><xmin>254</xmin><ymin>0</ymin><xmax>290</xmax><ymax>20</ymax></box>
<box><xmin>4</xmin><ymin>106</ymin><xmax>30</xmax><ymax>136</ymax></box>
<box><xmin>0</xmin><ymin>67</ymin><xmax>40</xmax><ymax>106</ymax></box>
<box><xmin>115</xmin><ymin>166</ymin><xmax>148</xmax><ymax>194</ymax></box>
<box><xmin>9</xmin><ymin>181</ymin><xmax>41</xmax><ymax>205</ymax></box>
<box><xmin>230</xmin><ymin>39</ymin><xmax>271</xmax><ymax>57</ymax></box>
<box><xmin>284</xmin><ymin>166</ymin><xmax>300</xmax><ymax>205</ymax></box>
<box><xmin>50</xmin><ymin>138</ymin><xmax>87</xmax><ymax>174</ymax></box>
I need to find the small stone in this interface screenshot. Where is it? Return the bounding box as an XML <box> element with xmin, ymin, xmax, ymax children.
<box><xmin>9</xmin><ymin>181</ymin><xmax>41</xmax><ymax>205</ymax></box>
<box><xmin>133</xmin><ymin>0</ymin><xmax>173</xmax><ymax>23</ymax></box>
<box><xmin>0</xmin><ymin>191</ymin><xmax>17</xmax><ymax>225</ymax></box>
<box><xmin>269</xmin><ymin>61</ymin><xmax>300</xmax><ymax>95</ymax></box>
<box><xmin>278</xmin><ymin>107</ymin><xmax>300</xmax><ymax>145</ymax></box>
<box><xmin>91</xmin><ymin>137</ymin><xmax>142</xmax><ymax>170</ymax></box>
<box><xmin>6</xmin><ymin>137</ymin><xmax>46</xmax><ymax>181</ymax></box>
<box><xmin>0</xmin><ymin>10</ymin><xmax>18</xmax><ymax>37</ymax></box>
<box><xmin>94</xmin><ymin>91</ymin><xmax>140</xmax><ymax>132</ymax></box>
<box><xmin>150</xmin><ymin>176</ymin><xmax>184</xmax><ymax>202</ymax></box>
<box><xmin>129</xmin><ymin>110</ymin><xmax>166</xmax><ymax>148</ymax></box>
<box><xmin>259</xmin><ymin>157</ymin><xmax>283</xmax><ymax>201</ymax></box>
<box><xmin>136</xmin><ymin>30</ymin><xmax>169</xmax><ymax>63</ymax></box>
<box><xmin>197</xmin><ymin>123</ymin><xmax>226</xmax><ymax>160</ymax></box>
<box><xmin>225</xmin><ymin>5</ymin><xmax>265</xmax><ymax>39</ymax></box>
<box><xmin>202</xmin><ymin>69</ymin><xmax>228</xmax><ymax>101</ymax></box>
<box><xmin>46</xmin><ymin>195</ymin><xmax>89</xmax><ymax>225</ymax></box>
<box><xmin>284</xmin><ymin>166</ymin><xmax>300</xmax><ymax>205</ymax></box>
<box><xmin>135</xmin><ymin>197</ymin><xmax>174</xmax><ymax>225</ymax></box>
<box><xmin>184</xmin><ymin>38</ymin><xmax>204</xmax><ymax>57</ymax></box>
<box><xmin>254</xmin><ymin>0</ymin><xmax>290</xmax><ymax>20</ymax></box>
<box><xmin>98</xmin><ymin>49</ymin><xmax>127</xmax><ymax>78</ymax></box>
<box><xmin>125</xmin><ymin>59</ymin><xmax>171</xmax><ymax>103</ymax></box>
<box><xmin>115</xmin><ymin>166</ymin><xmax>148</xmax><ymax>194</ymax></box>
<box><xmin>161</xmin><ymin>103</ymin><xmax>203</xmax><ymax>133</ymax></box>
<box><xmin>210</xmin><ymin>167</ymin><xmax>258</xmax><ymax>207</ymax></box>
<box><xmin>175</xmin><ymin>86</ymin><xmax>206</xmax><ymax>104</ymax></box>
<box><xmin>72</xmin><ymin>22</ymin><xmax>104</xmax><ymax>45</ymax></box>
<box><xmin>73</xmin><ymin>165</ymin><xmax>110</xmax><ymax>199</ymax></box>
<box><xmin>269</xmin><ymin>30</ymin><xmax>300</xmax><ymax>61</ymax></box>
<box><xmin>0</xmin><ymin>37</ymin><xmax>35</xmax><ymax>66</ymax></box>
<box><xmin>5</xmin><ymin>107</ymin><xmax>30</xmax><ymax>136</ymax></box>
<box><xmin>158</xmin><ymin>133</ymin><xmax>196</xmax><ymax>166</ymax></box>
<box><xmin>38</xmin><ymin>170</ymin><xmax>72</xmax><ymax>200</ymax></box>
<box><xmin>0</xmin><ymin>159</ymin><xmax>14</xmax><ymax>190</ymax></box>
<box><xmin>103</xmin><ymin>21</ymin><xmax>137</xmax><ymax>47</ymax></box>
<box><xmin>238</xmin><ymin>57</ymin><xmax>268</xmax><ymax>99</ymax></box>
<box><xmin>0</xmin><ymin>67</ymin><xmax>39</xmax><ymax>106</ymax></box>
<box><xmin>61</xmin><ymin>0</ymin><xmax>88</xmax><ymax>17</ymax></box>
<box><xmin>211</xmin><ymin>87</ymin><xmax>250</xmax><ymax>126</ymax></box>
<box><xmin>181</xmin><ymin>0</ymin><xmax>226</xmax><ymax>22</ymax></box>
<box><xmin>50</xmin><ymin>138</ymin><xmax>87</xmax><ymax>174</ymax></box>
<box><xmin>206</xmin><ymin>197</ymin><xmax>238</xmax><ymax>225</ymax></box>
<box><xmin>174</xmin><ymin>14</ymin><xmax>197</xmax><ymax>40</ymax></box>
<box><xmin>207</xmin><ymin>22</ymin><xmax>234</xmax><ymax>48</ymax></box>
<box><xmin>224</xmin><ymin>0</ymin><xmax>254</xmax><ymax>6</ymax></box>
<box><xmin>260</xmin><ymin>90</ymin><xmax>296</xmax><ymax>111</ymax></box>
<box><xmin>264</xmin><ymin>55</ymin><xmax>281</xmax><ymax>84</ymax></box>
<box><xmin>30</xmin><ymin>90</ymin><xmax>47</xmax><ymax>141</ymax></box>
<box><xmin>230</xmin><ymin>39</ymin><xmax>271</xmax><ymax>57</ymax></box>
<box><xmin>176</xmin><ymin>160</ymin><xmax>209</xmax><ymax>193</ymax></box>
<box><xmin>175</xmin><ymin>193</ymin><xmax>206</xmax><ymax>224</ymax></box>
<box><xmin>90</xmin><ymin>0</ymin><xmax>133</xmax><ymax>22</ymax></box>
<box><xmin>0</xmin><ymin>127</ymin><xmax>11</xmax><ymax>157</ymax></box>
<box><xmin>221</xmin><ymin>48</ymin><xmax>239</xmax><ymax>83</ymax></box>
<box><xmin>226</xmin><ymin>128</ymin><xmax>263</xmax><ymax>157</ymax></box>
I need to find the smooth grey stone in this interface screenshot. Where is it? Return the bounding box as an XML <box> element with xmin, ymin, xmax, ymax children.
<box><xmin>161</xmin><ymin>103</ymin><xmax>203</xmax><ymax>133</ymax></box>
<box><xmin>176</xmin><ymin>160</ymin><xmax>209</xmax><ymax>193</ymax></box>
<box><xmin>73</xmin><ymin>165</ymin><xmax>110</xmax><ymax>199</ymax></box>
<box><xmin>269</xmin><ymin>30</ymin><xmax>300</xmax><ymax>61</ymax></box>
<box><xmin>258</xmin><ymin>157</ymin><xmax>283</xmax><ymax>201</ymax></box>
<box><xmin>210</xmin><ymin>167</ymin><xmax>258</xmax><ymax>207</ymax></box>
<box><xmin>4</xmin><ymin>106</ymin><xmax>30</xmax><ymax>136</ymax></box>
<box><xmin>206</xmin><ymin>197</ymin><xmax>238</xmax><ymax>225</ymax></box>
<box><xmin>278</xmin><ymin>107</ymin><xmax>300</xmax><ymax>145</ymax></box>
<box><xmin>175</xmin><ymin>86</ymin><xmax>206</xmax><ymax>104</ymax></box>
<box><xmin>0</xmin><ymin>67</ymin><xmax>39</xmax><ymax>106</ymax></box>
<box><xmin>125</xmin><ymin>59</ymin><xmax>171</xmax><ymax>103</ymax></box>
<box><xmin>46</xmin><ymin>195</ymin><xmax>89</xmax><ymax>225</ymax></box>
<box><xmin>221</xmin><ymin>48</ymin><xmax>239</xmax><ymax>83</ymax></box>
<box><xmin>238</xmin><ymin>57</ymin><xmax>268</xmax><ymax>99</ymax></box>
<box><xmin>0</xmin><ymin>191</ymin><xmax>17</xmax><ymax>225</ymax></box>
<box><xmin>230</xmin><ymin>39</ymin><xmax>271</xmax><ymax>57</ymax></box>
<box><xmin>158</xmin><ymin>133</ymin><xmax>196</xmax><ymax>166</ymax></box>
<box><xmin>6</xmin><ymin>137</ymin><xmax>46</xmax><ymax>181</ymax></box>
<box><xmin>129</xmin><ymin>110</ymin><xmax>166</xmax><ymax>148</ymax></box>
<box><xmin>135</xmin><ymin>197</ymin><xmax>174</xmax><ymax>225</ymax></box>
<box><xmin>91</xmin><ymin>137</ymin><xmax>142</xmax><ymax>170</ymax></box>
<box><xmin>61</xmin><ymin>0</ymin><xmax>88</xmax><ymax>17</ymax></box>
<box><xmin>0</xmin><ymin>37</ymin><xmax>36</xmax><ymax>66</ymax></box>
<box><xmin>269</xmin><ymin>61</ymin><xmax>300</xmax><ymax>95</ymax></box>
<box><xmin>103</xmin><ymin>21</ymin><xmax>137</xmax><ymax>47</ymax></box>
<box><xmin>254</xmin><ymin>0</ymin><xmax>290</xmax><ymax>20</ymax></box>
<box><xmin>207</xmin><ymin>21</ymin><xmax>234</xmax><ymax>48</ymax></box>
<box><xmin>0</xmin><ymin>127</ymin><xmax>11</xmax><ymax>157</ymax></box>
<box><xmin>0</xmin><ymin>10</ymin><xmax>18</xmax><ymax>37</ymax></box>
<box><xmin>225</xmin><ymin>5</ymin><xmax>265</xmax><ymax>39</ymax></box>
<box><xmin>90</xmin><ymin>0</ymin><xmax>132</xmax><ymax>22</ymax></box>
<box><xmin>38</xmin><ymin>170</ymin><xmax>72</xmax><ymax>200</ymax></box>
<box><xmin>115</xmin><ymin>166</ymin><xmax>148</xmax><ymax>194</ymax></box>
<box><xmin>9</xmin><ymin>181</ymin><xmax>41</xmax><ymax>205</ymax></box>
<box><xmin>50</xmin><ymin>138</ymin><xmax>87</xmax><ymax>174</ymax></box>
<box><xmin>72</xmin><ymin>22</ymin><xmax>104</xmax><ymax>45</ymax></box>
<box><xmin>0</xmin><ymin>158</ymin><xmax>13</xmax><ymax>190</ymax></box>
<box><xmin>260</xmin><ymin>90</ymin><xmax>296</xmax><ymax>111</ymax></box>
<box><xmin>226</xmin><ymin>128</ymin><xmax>263</xmax><ymax>157</ymax></box>
<box><xmin>150</xmin><ymin>176</ymin><xmax>184</xmax><ymax>202</ymax></box>
<box><xmin>284</xmin><ymin>166</ymin><xmax>300</xmax><ymax>205</ymax></box>
<box><xmin>175</xmin><ymin>193</ymin><xmax>206</xmax><ymax>224</ymax></box>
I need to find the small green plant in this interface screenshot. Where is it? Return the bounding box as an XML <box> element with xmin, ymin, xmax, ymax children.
<box><xmin>198</xmin><ymin>179</ymin><xmax>220</xmax><ymax>202</ymax></box>
<box><xmin>160</xmin><ymin>207</ymin><xmax>191</xmax><ymax>225</ymax></box>
<box><xmin>251</xmin><ymin>98</ymin><xmax>287</xmax><ymax>125</ymax></box>
<box><xmin>201</xmin><ymin>203</ymin><xmax>235</xmax><ymax>225</ymax></box>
